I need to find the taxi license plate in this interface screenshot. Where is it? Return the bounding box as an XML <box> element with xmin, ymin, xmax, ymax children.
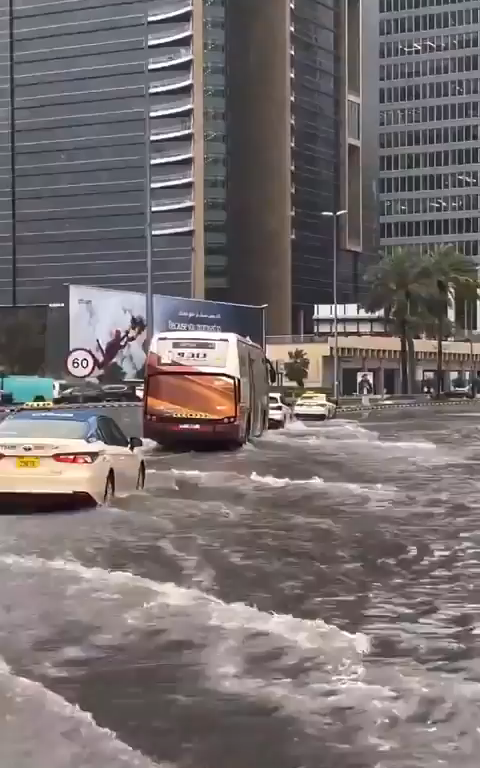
<box><xmin>16</xmin><ymin>457</ymin><xmax>40</xmax><ymax>469</ymax></box>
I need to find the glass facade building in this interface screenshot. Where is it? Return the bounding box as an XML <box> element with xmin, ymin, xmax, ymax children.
<box><xmin>378</xmin><ymin>0</ymin><xmax>480</xmax><ymax>257</ymax></box>
<box><xmin>202</xmin><ymin>0</ymin><xmax>228</xmax><ymax>298</ymax></box>
<box><xmin>226</xmin><ymin>0</ymin><xmax>366</xmax><ymax>334</ymax></box>
<box><xmin>0</xmin><ymin>0</ymin><xmax>216</xmax><ymax>306</ymax></box>
<box><xmin>0</xmin><ymin>0</ymin><xmax>367</xmax><ymax>336</ymax></box>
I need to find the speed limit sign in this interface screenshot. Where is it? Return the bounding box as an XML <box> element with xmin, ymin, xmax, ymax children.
<box><xmin>65</xmin><ymin>348</ymin><xmax>96</xmax><ymax>378</ymax></box>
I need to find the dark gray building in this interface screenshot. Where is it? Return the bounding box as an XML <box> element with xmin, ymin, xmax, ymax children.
<box><xmin>0</xmin><ymin>0</ymin><xmax>369</xmax><ymax>336</ymax></box>
<box><xmin>226</xmin><ymin>0</ymin><xmax>367</xmax><ymax>335</ymax></box>
<box><xmin>4</xmin><ymin>0</ymin><xmax>149</xmax><ymax>306</ymax></box>
<box><xmin>378</xmin><ymin>0</ymin><xmax>480</xmax><ymax>257</ymax></box>
<box><xmin>0</xmin><ymin>0</ymin><xmax>212</xmax><ymax>307</ymax></box>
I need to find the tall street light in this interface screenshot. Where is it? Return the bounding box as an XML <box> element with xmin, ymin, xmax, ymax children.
<box><xmin>144</xmin><ymin>7</ymin><xmax>154</xmax><ymax>350</ymax></box>
<box><xmin>321</xmin><ymin>209</ymin><xmax>348</xmax><ymax>402</ymax></box>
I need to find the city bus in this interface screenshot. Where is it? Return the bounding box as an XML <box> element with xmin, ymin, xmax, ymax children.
<box><xmin>143</xmin><ymin>331</ymin><xmax>275</xmax><ymax>447</ymax></box>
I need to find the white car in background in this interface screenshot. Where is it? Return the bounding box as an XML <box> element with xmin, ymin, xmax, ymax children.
<box><xmin>0</xmin><ymin>407</ymin><xmax>145</xmax><ymax>508</ymax></box>
<box><xmin>293</xmin><ymin>392</ymin><xmax>336</xmax><ymax>422</ymax></box>
<box><xmin>268</xmin><ymin>393</ymin><xmax>292</xmax><ymax>429</ymax></box>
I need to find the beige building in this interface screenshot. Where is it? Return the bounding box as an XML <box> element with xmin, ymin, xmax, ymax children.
<box><xmin>267</xmin><ymin>335</ymin><xmax>480</xmax><ymax>394</ymax></box>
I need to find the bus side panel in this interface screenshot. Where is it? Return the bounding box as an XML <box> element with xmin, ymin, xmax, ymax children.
<box><xmin>237</xmin><ymin>341</ymin><xmax>251</xmax><ymax>432</ymax></box>
<box><xmin>250</xmin><ymin>349</ymin><xmax>269</xmax><ymax>437</ymax></box>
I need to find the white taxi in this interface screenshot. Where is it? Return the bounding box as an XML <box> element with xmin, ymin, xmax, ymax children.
<box><xmin>293</xmin><ymin>392</ymin><xmax>336</xmax><ymax>422</ymax></box>
<box><xmin>0</xmin><ymin>407</ymin><xmax>145</xmax><ymax>507</ymax></box>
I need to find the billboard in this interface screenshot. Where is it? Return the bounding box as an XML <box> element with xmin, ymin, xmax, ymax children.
<box><xmin>68</xmin><ymin>285</ymin><xmax>264</xmax><ymax>381</ymax></box>
<box><xmin>153</xmin><ymin>294</ymin><xmax>264</xmax><ymax>344</ymax></box>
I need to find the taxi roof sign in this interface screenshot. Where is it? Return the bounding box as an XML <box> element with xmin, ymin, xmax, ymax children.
<box><xmin>21</xmin><ymin>401</ymin><xmax>54</xmax><ymax>409</ymax></box>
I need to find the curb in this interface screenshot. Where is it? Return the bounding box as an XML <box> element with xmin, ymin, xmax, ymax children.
<box><xmin>0</xmin><ymin>402</ymin><xmax>142</xmax><ymax>413</ymax></box>
<box><xmin>338</xmin><ymin>398</ymin><xmax>478</xmax><ymax>414</ymax></box>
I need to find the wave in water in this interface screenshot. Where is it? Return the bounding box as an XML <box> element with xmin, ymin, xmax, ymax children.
<box><xmin>0</xmin><ymin>656</ymin><xmax>168</xmax><ymax>768</ymax></box>
<box><xmin>0</xmin><ymin>554</ymin><xmax>370</xmax><ymax>730</ymax></box>
<box><xmin>168</xmin><ymin>469</ymin><xmax>396</xmax><ymax>497</ymax></box>
<box><xmin>263</xmin><ymin>419</ymin><xmax>437</xmax><ymax>453</ymax></box>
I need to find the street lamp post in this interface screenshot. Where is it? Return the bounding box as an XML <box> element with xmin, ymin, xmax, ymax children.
<box><xmin>321</xmin><ymin>209</ymin><xmax>348</xmax><ymax>402</ymax></box>
<box><xmin>144</xmin><ymin>8</ymin><xmax>154</xmax><ymax>349</ymax></box>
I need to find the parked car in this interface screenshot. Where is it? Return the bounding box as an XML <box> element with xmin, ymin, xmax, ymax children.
<box><xmin>100</xmin><ymin>383</ymin><xmax>140</xmax><ymax>402</ymax></box>
<box><xmin>444</xmin><ymin>385</ymin><xmax>472</xmax><ymax>399</ymax></box>
<box><xmin>53</xmin><ymin>384</ymin><xmax>105</xmax><ymax>405</ymax></box>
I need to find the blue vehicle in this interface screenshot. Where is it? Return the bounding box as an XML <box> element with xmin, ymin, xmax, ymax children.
<box><xmin>0</xmin><ymin>375</ymin><xmax>56</xmax><ymax>405</ymax></box>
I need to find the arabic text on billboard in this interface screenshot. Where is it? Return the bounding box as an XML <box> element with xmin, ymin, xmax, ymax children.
<box><xmin>68</xmin><ymin>285</ymin><xmax>264</xmax><ymax>381</ymax></box>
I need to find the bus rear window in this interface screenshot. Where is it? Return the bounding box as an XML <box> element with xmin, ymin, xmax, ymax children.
<box><xmin>156</xmin><ymin>339</ymin><xmax>229</xmax><ymax>367</ymax></box>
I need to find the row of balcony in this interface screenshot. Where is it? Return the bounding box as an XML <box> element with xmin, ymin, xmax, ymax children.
<box><xmin>147</xmin><ymin>3</ymin><xmax>194</xmax><ymax>237</ymax></box>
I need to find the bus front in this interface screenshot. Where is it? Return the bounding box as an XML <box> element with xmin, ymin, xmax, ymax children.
<box><xmin>144</xmin><ymin>335</ymin><xmax>242</xmax><ymax>445</ymax></box>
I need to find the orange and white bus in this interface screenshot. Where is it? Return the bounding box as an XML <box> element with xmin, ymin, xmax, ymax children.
<box><xmin>144</xmin><ymin>331</ymin><xmax>275</xmax><ymax>447</ymax></box>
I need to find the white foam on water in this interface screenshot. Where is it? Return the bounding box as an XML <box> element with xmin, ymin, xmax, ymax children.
<box><xmin>379</xmin><ymin>440</ymin><xmax>436</xmax><ymax>450</ymax></box>
<box><xmin>141</xmin><ymin>438</ymin><xmax>161</xmax><ymax>452</ymax></box>
<box><xmin>0</xmin><ymin>656</ymin><xmax>168</xmax><ymax>768</ymax></box>
<box><xmin>288</xmin><ymin>419</ymin><xmax>379</xmax><ymax>439</ymax></box>
<box><xmin>267</xmin><ymin>420</ymin><xmax>440</xmax><ymax>459</ymax></box>
<box><xmin>0</xmin><ymin>553</ymin><xmax>368</xmax><ymax>654</ymax></box>
<box><xmin>0</xmin><ymin>553</ymin><xmax>371</xmax><ymax>733</ymax></box>
<box><xmin>169</xmin><ymin>468</ymin><xmax>396</xmax><ymax>497</ymax></box>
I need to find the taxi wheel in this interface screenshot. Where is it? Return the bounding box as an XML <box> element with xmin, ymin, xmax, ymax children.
<box><xmin>103</xmin><ymin>472</ymin><xmax>115</xmax><ymax>505</ymax></box>
<box><xmin>136</xmin><ymin>463</ymin><xmax>146</xmax><ymax>490</ymax></box>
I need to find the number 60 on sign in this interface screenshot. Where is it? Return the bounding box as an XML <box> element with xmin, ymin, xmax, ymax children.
<box><xmin>65</xmin><ymin>348</ymin><xmax>96</xmax><ymax>378</ymax></box>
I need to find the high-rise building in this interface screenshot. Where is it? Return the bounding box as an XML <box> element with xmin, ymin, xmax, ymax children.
<box><xmin>226</xmin><ymin>0</ymin><xmax>368</xmax><ymax>335</ymax></box>
<box><xmin>0</xmin><ymin>0</ymin><xmax>211</xmax><ymax>306</ymax></box>
<box><xmin>0</xmin><ymin>0</ymin><xmax>368</xmax><ymax>336</ymax></box>
<box><xmin>378</xmin><ymin>0</ymin><xmax>480</xmax><ymax>258</ymax></box>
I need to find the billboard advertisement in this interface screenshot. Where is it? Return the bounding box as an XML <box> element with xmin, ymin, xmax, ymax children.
<box><xmin>68</xmin><ymin>285</ymin><xmax>264</xmax><ymax>381</ymax></box>
<box><xmin>153</xmin><ymin>294</ymin><xmax>264</xmax><ymax>344</ymax></box>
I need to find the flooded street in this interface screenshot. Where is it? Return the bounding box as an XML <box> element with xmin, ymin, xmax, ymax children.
<box><xmin>2</xmin><ymin>406</ymin><xmax>480</xmax><ymax>767</ymax></box>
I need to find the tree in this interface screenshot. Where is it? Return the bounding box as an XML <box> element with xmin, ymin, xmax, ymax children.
<box><xmin>284</xmin><ymin>348</ymin><xmax>310</xmax><ymax>387</ymax></box>
<box><xmin>423</xmin><ymin>246</ymin><xmax>478</xmax><ymax>396</ymax></box>
<box><xmin>363</xmin><ymin>247</ymin><xmax>430</xmax><ymax>394</ymax></box>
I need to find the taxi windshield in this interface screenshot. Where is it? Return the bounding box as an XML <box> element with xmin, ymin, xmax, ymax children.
<box><xmin>0</xmin><ymin>418</ymin><xmax>88</xmax><ymax>439</ymax></box>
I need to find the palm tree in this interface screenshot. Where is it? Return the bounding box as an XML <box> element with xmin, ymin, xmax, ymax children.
<box><xmin>284</xmin><ymin>348</ymin><xmax>310</xmax><ymax>387</ymax></box>
<box><xmin>363</xmin><ymin>247</ymin><xmax>429</xmax><ymax>394</ymax></box>
<box><xmin>423</xmin><ymin>246</ymin><xmax>478</xmax><ymax>396</ymax></box>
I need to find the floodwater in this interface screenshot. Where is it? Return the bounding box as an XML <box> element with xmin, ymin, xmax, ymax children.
<box><xmin>1</xmin><ymin>406</ymin><xmax>480</xmax><ymax>767</ymax></box>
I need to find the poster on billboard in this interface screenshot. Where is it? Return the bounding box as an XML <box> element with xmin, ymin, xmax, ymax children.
<box><xmin>68</xmin><ymin>285</ymin><xmax>147</xmax><ymax>381</ymax></box>
<box><xmin>152</xmin><ymin>295</ymin><xmax>264</xmax><ymax>346</ymax></box>
<box><xmin>68</xmin><ymin>285</ymin><xmax>265</xmax><ymax>381</ymax></box>
<box><xmin>357</xmin><ymin>371</ymin><xmax>374</xmax><ymax>395</ymax></box>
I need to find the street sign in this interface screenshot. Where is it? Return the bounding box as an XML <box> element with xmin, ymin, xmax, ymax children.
<box><xmin>65</xmin><ymin>348</ymin><xmax>96</xmax><ymax>378</ymax></box>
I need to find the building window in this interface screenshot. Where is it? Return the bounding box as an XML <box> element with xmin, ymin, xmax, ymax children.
<box><xmin>347</xmin><ymin>99</ymin><xmax>360</xmax><ymax>141</ymax></box>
